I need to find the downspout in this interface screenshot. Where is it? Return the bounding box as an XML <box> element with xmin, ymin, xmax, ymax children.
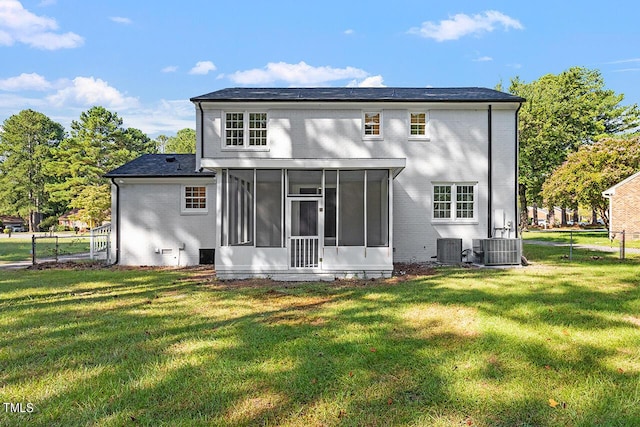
<box><xmin>197</xmin><ymin>102</ymin><xmax>204</xmax><ymax>170</ymax></box>
<box><xmin>110</xmin><ymin>178</ymin><xmax>120</xmax><ymax>265</ymax></box>
<box><xmin>514</xmin><ymin>102</ymin><xmax>522</xmax><ymax>238</ymax></box>
<box><xmin>487</xmin><ymin>105</ymin><xmax>492</xmax><ymax>238</ymax></box>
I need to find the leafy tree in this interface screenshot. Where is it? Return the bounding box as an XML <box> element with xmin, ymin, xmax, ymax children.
<box><xmin>542</xmin><ymin>136</ymin><xmax>640</xmax><ymax>226</ymax></box>
<box><xmin>154</xmin><ymin>134</ymin><xmax>170</xmax><ymax>153</ymax></box>
<box><xmin>0</xmin><ymin>110</ymin><xmax>64</xmax><ymax>231</ymax></box>
<box><xmin>47</xmin><ymin>106</ymin><xmax>155</xmax><ymax>228</ymax></box>
<box><xmin>164</xmin><ymin>128</ymin><xmax>196</xmax><ymax>154</ymax></box>
<box><xmin>507</xmin><ymin>67</ymin><xmax>640</xmax><ymax>226</ymax></box>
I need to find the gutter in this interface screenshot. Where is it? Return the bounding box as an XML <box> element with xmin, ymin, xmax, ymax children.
<box><xmin>197</xmin><ymin>102</ymin><xmax>204</xmax><ymax>170</ymax></box>
<box><xmin>110</xmin><ymin>178</ymin><xmax>120</xmax><ymax>265</ymax></box>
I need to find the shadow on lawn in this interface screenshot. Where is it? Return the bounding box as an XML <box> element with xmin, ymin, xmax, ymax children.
<box><xmin>1</xmin><ymin>264</ymin><xmax>639</xmax><ymax>426</ymax></box>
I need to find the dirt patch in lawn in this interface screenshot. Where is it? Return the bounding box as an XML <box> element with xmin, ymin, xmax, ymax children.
<box><xmin>24</xmin><ymin>262</ymin><xmax>439</xmax><ymax>288</ymax></box>
<box><xmin>27</xmin><ymin>260</ymin><xmax>110</xmax><ymax>270</ymax></box>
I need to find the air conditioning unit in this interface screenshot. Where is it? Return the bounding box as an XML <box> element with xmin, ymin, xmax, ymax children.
<box><xmin>472</xmin><ymin>238</ymin><xmax>522</xmax><ymax>266</ymax></box>
<box><xmin>437</xmin><ymin>238</ymin><xmax>462</xmax><ymax>264</ymax></box>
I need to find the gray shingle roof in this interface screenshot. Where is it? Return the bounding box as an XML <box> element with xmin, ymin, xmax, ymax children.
<box><xmin>190</xmin><ymin>87</ymin><xmax>525</xmax><ymax>103</ymax></box>
<box><xmin>105</xmin><ymin>154</ymin><xmax>215</xmax><ymax>178</ymax></box>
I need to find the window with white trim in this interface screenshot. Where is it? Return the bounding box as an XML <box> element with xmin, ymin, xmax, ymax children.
<box><xmin>224</xmin><ymin>112</ymin><xmax>268</xmax><ymax>148</ymax></box>
<box><xmin>182</xmin><ymin>186</ymin><xmax>207</xmax><ymax>213</ymax></box>
<box><xmin>409</xmin><ymin>112</ymin><xmax>429</xmax><ymax>139</ymax></box>
<box><xmin>432</xmin><ymin>183</ymin><xmax>477</xmax><ymax>221</ymax></box>
<box><xmin>363</xmin><ymin>112</ymin><xmax>381</xmax><ymax>138</ymax></box>
<box><xmin>248</xmin><ymin>113</ymin><xmax>267</xmax><ymax>146</ymax></box>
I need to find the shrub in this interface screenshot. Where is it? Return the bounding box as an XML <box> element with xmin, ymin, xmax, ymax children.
<box><xmin>38</xmin><ymin>216</ymin><xmax>59</xmax><ymax>231</ymax></box>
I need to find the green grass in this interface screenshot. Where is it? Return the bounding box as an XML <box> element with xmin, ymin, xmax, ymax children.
<box><xmin>523</xmin><ymin>229</ymin><xmax>640</xmax><ymax>249</ymax></box>
<box><xmin>1</xmin><ymin>249</ymin><xmax>639</xmax><ymax>426</ymax></box>
<box><xmin>0</xmin><ymin>236</ymin><xmax>90</xmax><ymax>263</ymax></box>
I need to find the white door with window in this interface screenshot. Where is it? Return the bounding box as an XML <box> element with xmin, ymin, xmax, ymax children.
<box><xmin>287</xmin><ymin>198</ymin><xmax>322</xmax><ymax>269</ymax></box>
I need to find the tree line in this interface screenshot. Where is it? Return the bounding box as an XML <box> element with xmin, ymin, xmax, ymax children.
<box><xmin>503</xmin><ymin>66</ymin><xmax>640</xmax><ymax>227</ymax></box>
<box><xmin>0</xmin><ymin>106</ymin><xmax>195</xmax><ymax>232</ymax></box>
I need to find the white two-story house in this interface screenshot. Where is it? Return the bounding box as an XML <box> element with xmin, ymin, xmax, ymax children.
<box><xmin>106</xmin><ymin>87</ymin><xmax>524</xmax><ymax>280</ymax></box>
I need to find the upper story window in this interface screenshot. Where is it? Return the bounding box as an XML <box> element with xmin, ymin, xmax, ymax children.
<box><xmin>432</xmin><ymin>182</ymin><xmax>477</xmax><ymax>222</ymax></box>
<box><xmin>409</xmin><ymin>112</ymin><xmax>429</xmax><ymax>139</ymax></box>
<box><xmin>224</xmin><ymin>112</ymin><xmax>268</xmax><ymax>148</ymax></box>
<box><xmin>363</xmin><ymin>112</ymin><xmax>382</xmax><ymax>139</ymax></box>
<box><xmin>182</xmin><ymin>186</ymin><xmax>208</xmax><ymax>214</ymax></box>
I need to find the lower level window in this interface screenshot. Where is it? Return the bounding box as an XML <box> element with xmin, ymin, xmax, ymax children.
<box><xmin>183</xmin><ymin>186</ymin><xmax>207</xmax><ymax>213</ymax></box>
<box><xmin>432</xmin><ymin>182</ymin><xmax>476</xmax><ymax>221</ymax></box>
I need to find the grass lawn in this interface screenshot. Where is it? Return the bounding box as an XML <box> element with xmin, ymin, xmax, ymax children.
<box><xmin>523</xmin><ymin>229</ymin><xmax>640</xmax><ymax>250</ymax></box>
<box><xmin>1</xmin><ymin>248</ymin><xmax>639</xmax><ymax>426</ymax></box>
<box><xmin>0</xmin><ymin>235</ymin><xmax>90</xmax><ymax>263</ymax></box>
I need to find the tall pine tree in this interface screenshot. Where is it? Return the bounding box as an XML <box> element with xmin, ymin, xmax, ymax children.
<box><xmin>46</xmin><ymin>106</ymin><xmax>155</xmax><ymax>228</ymax></box>
<box><xmin>0</xmin><ymin>110</ymin><xmax>64</xmax><ymax>231</ymax></box>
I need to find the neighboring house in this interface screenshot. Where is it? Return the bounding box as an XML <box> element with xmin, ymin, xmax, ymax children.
<box><xmin>0</xmin><ymin>216</ymin><xmax>25</xmax><ymax>231</ymax></box>
<box><xmin>602</xmin><ymin>171</ymin><xmax>640</xmax><ymax>240</ymax></box>
<box><xmin>107</xmin><ymin>87</ymin><xmax>524</xmax><ymax>279</ymax></box>
<box><xmin>58</xmin><ymin>209</ymin><xmax>90</xmax><ymax>230</ymax></box>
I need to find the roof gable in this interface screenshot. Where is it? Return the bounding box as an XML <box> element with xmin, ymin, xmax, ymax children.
<box><xmin>190</xmin><ymin>87</ymin><xmax>525</xmax><ymax>103</ymax></box>
<box><xmin>603</xmin><ymin>171</ymin><xmax>640</xmax><ymax>196</ymax></box>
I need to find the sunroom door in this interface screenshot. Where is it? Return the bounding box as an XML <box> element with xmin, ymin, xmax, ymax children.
<box><xmin>288</xmin><ymin>198</ymin><xmax>322</xmax><ymax>269</ymax></box>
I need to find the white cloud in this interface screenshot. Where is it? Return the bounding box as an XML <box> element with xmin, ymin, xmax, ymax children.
<box><xmin>613</xmin><ymin>68</ymin><xmax>640</xmax><ymax>73</ymax></box>
<box><xmin>0</xmin><ymin>72</ymin><xmax>52</xmax><ymax>91</ymax></box>
<box><xmin>38</xmin><ymin>0</ymin><xmax>57</xmax><ymax>6</ymax></box>
<box><xmin>606</xmin><ymin>58</ymin><xmax>640</xmax><ymax>65</ymax></box>
<box><xmin>347</xmin><ymin>75</ymin><xmax>386</xmax><ymax>88</ymax></box>
<box><xmin>474</xmin><ymin>56</ymin><xmax>493</xmax><ymax>62</ymax></box>
<box><xmin>121</xmin><ymin>99</ymin><xmax>194</xmax><ymax>137</ymax></box>
<box><xmin>110</xmin><ymin>16</ymin><xmax>132</xmax><ymax>25</ymax></box>
<box><xmin>0</xmin><ymin>0</ymin><xmax>83</xmax><ymax>49</ymax></box>
<box><xmin>162</xmin><ymin>65</ymin><xmax>178</xmax><ymax>73</ymax></box>
<box><xmin>229</xmin><ymin>61</ymin><xmax>370</xmax><ymax>86</ymax></box>
<box><xmin>189</xmin><ymin>61</ymin><xmax>217</xmax><ymax>75</ymax></box>
<box><xmin>0</xmin><ymin>92</ymin><xmax>46</xmax><ymax>109</ymax></box>
<box><xmin>47</xmin><ymin>76</ymin><xmax>139</xmax><ymax>110</ymax></box>
<box><xmin>0</xmin><ymin>72</ymin><xmax>192</xmax><ymax>137</ymax></box>
<box><xmin>408</xmin><ymin>10</ymin><xmax>523</xmax><ymax>42</ymax></box>
<box><xmin>344</xmin><ymin>29</ymin><xmax>354</xmax><ymax>35</ymax></box>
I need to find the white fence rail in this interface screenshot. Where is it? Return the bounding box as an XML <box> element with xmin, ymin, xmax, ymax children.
<box><xmin>90</xmin><ymin>223</ymin><xmax>111</xmax><ymax>261</ymax></box>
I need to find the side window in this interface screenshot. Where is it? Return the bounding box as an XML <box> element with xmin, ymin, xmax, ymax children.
<box><xmin>433</xmin><ymin>185</ymin><xmax>452</xmax><ymax>219</ymax></box>
<box><xmin>432</xmin><ymin>183</ymin><xmax>476</xmax><ymax>221</ymax></box>
<box><xmin>182</xmin><ymin>186</ymin><xmax>207</xmax><ymax>214</ymax></box>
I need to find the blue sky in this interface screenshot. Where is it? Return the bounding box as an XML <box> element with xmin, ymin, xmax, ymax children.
<box><xmin>1</xmin><ymin>0</ymin><xmax>639</xmax><ymax>137</ymax></box>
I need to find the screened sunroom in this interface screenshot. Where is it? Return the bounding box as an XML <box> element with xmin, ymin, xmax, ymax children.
<box><xmin>207</xmin><ymin>159</ymin><xmax>405</xmax><ymax>280</ymax></box>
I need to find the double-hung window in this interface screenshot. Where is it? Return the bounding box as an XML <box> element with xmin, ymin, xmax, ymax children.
<box><xmin>363</xmin><ymin>112</ymin><xmax>382</xmax><ymax>139</ymax></box>
<box><xmin>409</xmin><ymin>112</ymin><xmax>429</xmax><ymax>139</ymax></box>
<box><xmin>182</xmin><ymin>186</ymin><xmax>207</xmax><ymax>214</ymax></box>
<box><xmin>224</xmin><ymin>112</ymin><xmax>268</xmax><ymax>148</ymax></box>
<box><xmin>432</xmin><ymin>183</ymin><xmax>477</xmax><ymax>222</ymax></box>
